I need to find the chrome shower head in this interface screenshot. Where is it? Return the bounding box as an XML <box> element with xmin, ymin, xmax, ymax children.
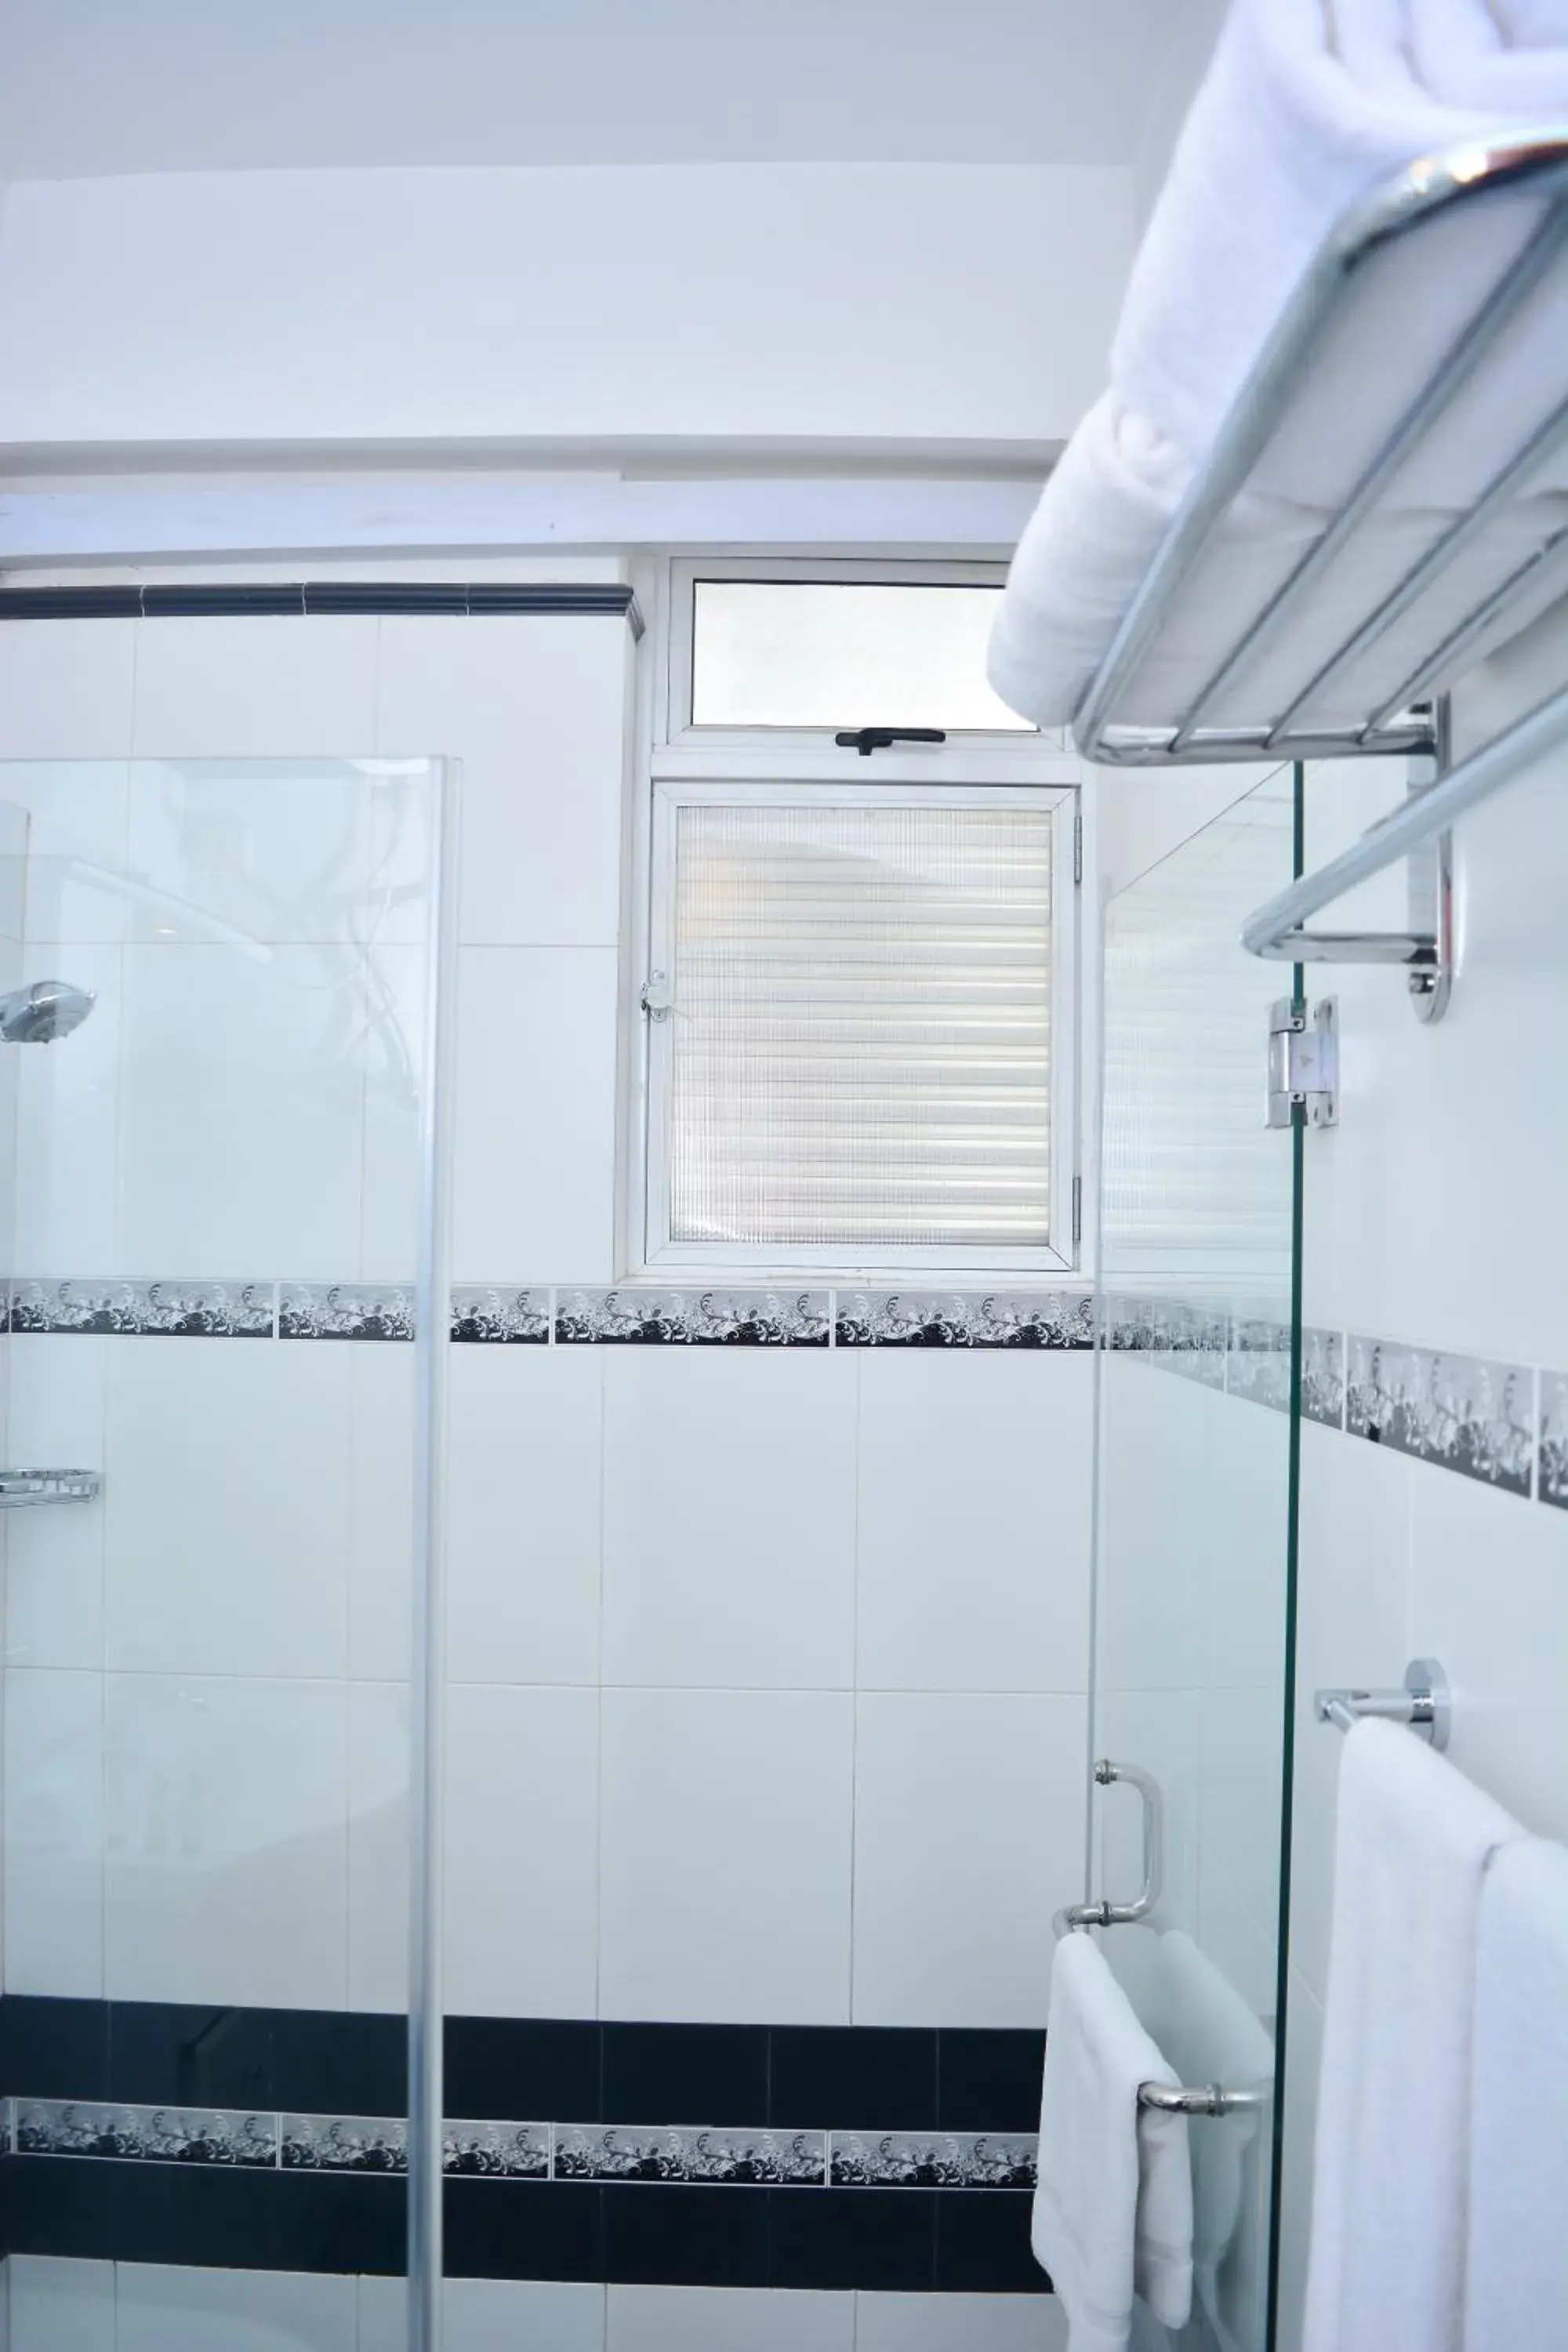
<box><xmin>0</xmin><ymin>979</ymin><xmax>96</xmax><ymax>1043</ymax></box>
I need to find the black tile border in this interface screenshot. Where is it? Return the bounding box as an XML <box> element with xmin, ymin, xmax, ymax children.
<box><xmin>0</xmin><ymin>2000</ymin><xmax>1041</xmax><ymax>2294</ymax></box>
<box><xmin>0</xmin><ymin>582</ymin><xmax>644</xmax><ymax>638</ymax></box>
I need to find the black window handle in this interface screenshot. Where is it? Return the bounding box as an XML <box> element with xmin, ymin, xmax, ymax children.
<box><xmin>833</xmin><ymin>727</ymin><xmax>948</xmax><ymax>757</ymax></box>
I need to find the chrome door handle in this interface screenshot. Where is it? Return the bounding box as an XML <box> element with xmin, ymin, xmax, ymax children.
<box><xmin>1058</xmin><ymin>1758</ymin><xmax>1164</xmax><ymax>1933</ymax></box>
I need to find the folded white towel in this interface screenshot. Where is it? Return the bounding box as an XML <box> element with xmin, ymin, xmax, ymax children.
<box><xmin>1463</xmin><ymin>1834</ymin><xmax>1568</xmax><ymax>2350</ymax></box>
<box><xmin>989</xmin><ymin>0</ymin><xmax>1568</xmax><ymax>732</ymax></box>
<box><xmin>1303</xmin><ymin>1720</ymin><xmax>1527</xmax><ymax>2352</ymax></box>
<box><xmin>1035</xmin><ymin>1931</ymin><xmax>1194</xmax><ymax>2349</ymax></box>
<box><xmin>1153</xmin><ymin>1931</ymin><xmax>1276</xmax><ymax>2346</ymax></box>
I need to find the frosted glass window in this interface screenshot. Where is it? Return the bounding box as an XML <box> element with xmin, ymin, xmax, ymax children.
<box><xmin>689</xmin><ymin>581</ymin><xmax>1033</xmax><ymax>732</ymax></box>
<box><xmin>666</xmin><ymin>802</ymin><xmax>1052</xmax><ymax>1249</ymax></box>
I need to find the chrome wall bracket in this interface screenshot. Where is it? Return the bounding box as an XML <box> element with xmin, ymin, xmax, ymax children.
<box><xmin>1267</xmin><ymin>996</ymin><xmax>1338</xmax><ymax>1129</ymax></box>
<box><xmin>1247</xmin><ymin>752</ymin><xmax>1454</xmax><ymax>1026</ymax></box>
<box><xmin>1314</xmin><ymin>1657</ymin><xmax>1450</xmax><ymax>1751</ymax></box>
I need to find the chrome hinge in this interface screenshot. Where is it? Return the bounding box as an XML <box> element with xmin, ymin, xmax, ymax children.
<box><xmin>1070</xmin><ymin>1174</ymin><xmax>1083</xmax><ymax>1248</ymax></box>
<box><xmin>1073</xmin><ymin>804</ymin><xmax>1083</xmax><ymax>887</ymax></box>
<box><xmin>639</xmin><ymin>970</ymin><xmax>673</xmax><ymax>1022</ymax></box>
<box><xmin>1266</xmin><ymin>996</ymin><xmax>1338</xmax><ymax>1129</ymax></box>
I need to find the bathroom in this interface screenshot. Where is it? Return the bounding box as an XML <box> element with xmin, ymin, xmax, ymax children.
<box><xmin>0</xmin><ymin>3</ymin><xmax>1563</xmax><ymax>2347</ymax></box>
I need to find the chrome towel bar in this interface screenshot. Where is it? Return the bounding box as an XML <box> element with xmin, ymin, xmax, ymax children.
<box><xmin>1137</xmin><ymin>2080</ymin><xmax>1271</xmax><ymax>2118</ymax></box>
<box><xmin>1313</xmin><ymin>1657</ymin><xmax>1450</xmax><ymax>1750</ymax></box>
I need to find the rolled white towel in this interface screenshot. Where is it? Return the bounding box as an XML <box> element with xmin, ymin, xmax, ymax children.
<box><xmin>990</xmin><ymin>0</ymin><xmax>1568</xmax><ymax>732</ymax></box>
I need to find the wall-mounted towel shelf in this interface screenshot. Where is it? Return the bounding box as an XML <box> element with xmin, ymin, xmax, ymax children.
<box><xmin>0</xmin><ymin>1469</ymin><xmax>101</xmax><ymax>1507</ymax></box>
<box><xmin>1314</xmin><ymin>1657</ymin><xmax>1450</xmax><ymax>1750</ymax></box>
<box><xmin>1072</xmin><ymin>129</ymin><xmax>1568</xmax><ymax>1023</ymax></box>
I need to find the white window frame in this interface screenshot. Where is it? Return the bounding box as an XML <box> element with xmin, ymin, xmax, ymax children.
<box><xmin>625</xmin><ymin>555</ymin><xmax>1083</xmax><ymax>1286</ymax></box>
<box><xmin>655</xmin><ymin>554</ymin><xmax>1065</xmax><ymax>779</ymax></box>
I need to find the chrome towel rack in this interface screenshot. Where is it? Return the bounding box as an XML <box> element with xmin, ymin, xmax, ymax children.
<box><xmin>1071</xmin><ymin>128</ymin><xmax>1568</xmax><ymax>1024</ymax></box>
<box><xmin>1314</xmin><ymin>1657</ymin><xmax>1451</xmax><ymax>1751</ymax></box>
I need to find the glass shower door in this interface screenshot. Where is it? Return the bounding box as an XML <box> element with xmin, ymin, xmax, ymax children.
<box><xmin>1092</xmin><ymin>766</ymin><xmax>1301</xmax><ymax>2352</ymax></box>
<box><xmin>0</xmin><ymin>757</ymin><xmax>446</xmax><ymax>2345</ymax></box>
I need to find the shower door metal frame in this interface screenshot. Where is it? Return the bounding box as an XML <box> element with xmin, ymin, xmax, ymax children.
<box><xmin>408</xmin><ymin>756</ymin><xmax>461</xmax><ymax>2352</ymax></box>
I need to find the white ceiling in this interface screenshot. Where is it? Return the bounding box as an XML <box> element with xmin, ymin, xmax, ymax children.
<box><xmin>0</xmin><ymin>0</ymin><xmax>1222</xmax><ymax>179</ymax></box>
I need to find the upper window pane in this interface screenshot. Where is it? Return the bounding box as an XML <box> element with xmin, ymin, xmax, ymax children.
<box><xmin>688</xmin><ymin>580</ymin><xmax>1033</xmax><ymax>732</ymax></box>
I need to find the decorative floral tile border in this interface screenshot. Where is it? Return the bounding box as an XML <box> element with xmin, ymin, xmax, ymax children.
<box><xmin>1345</xmin><ymin>1338</ymin><xmax>1534</xmax><ymax>1497</ymax></box>
<box><xmin>16</xmin><ymin>2098</ymin><xmax>277</xmax><ymax>2167</ymax></box>
<box><xmin>1106</xmin><ymin>1298</ymin><xmax>1561</xmax><ymax>1505</ymax></box>
<box><xmin>3</xmin><ymin>2100</ymin><xmax>1031</xmax><ymax>2191</ymax></box>
<box><xmin>829</xmin><ymin>2130</ymin><xmax>1038</xmax><ymax>2190</ymax></box>
<box><xmin>451</xmin><ymin>1287</ymin><xmax>550</xmax><ymax>1345</ymax></box>
<box><xmin>1541</xmin><ymin>1370</ymin><xmax>1568</xmax><ymax>1512</ymax></box>
<box><xmin>835</xmin><ymin>1290</ymin><xmax>1092</xmax><ymax>1349</ymax></box>
<box><xmin>556</xmin><ymin>1289</ymin><xmax>832</xmax><ymax>1346</ymax></box>
<box><xmin>555</xmin><ymin>2122</ymin><xmax>827</xmax><ymax>2186</ymax></box>
<box><xmin>279</xmin><ymin>1283</ymin><xmax>417</xmax><ymax>1341</ymax></box>
<box><xmin>443</xmin><ymin>2118</ymin><xmax>551</xmax><ymax>2178</ymax></box>
<box><xmin>1301</xmin><ymin>1328</ymin><xmax>1346</xmax><ymax>1430</ymax></box>
<box><xmin>9</xmin><ymin>1279</ymin><xmax>275</xmax><ymax>1338</ymax></box>
<box><xmin>8</xmin><ymin>1279</ymin><xmax>1089</xmax><ymax>1351</ymax></box>
<box><xmin>281</xmin><ymin>2112</ymin><xmax>408</xmax><ymax>2172</ymax></box>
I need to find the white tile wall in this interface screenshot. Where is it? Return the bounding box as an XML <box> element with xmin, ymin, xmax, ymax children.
<box><xmin>115</xmin><ymin>943</ymin><xmax>369</xmax><ymax>1279</ymax></box>
<box><xmin>599</xmin><ymin>1687</ymin><xmax>855</xmax><ymax>2023</ymax></box>
<box><xmin>7</xmin><ymin>2257</ymin><xmax>116</xmax><ymax>2352</ymax></box>
<box><xmin>358</xmin><ymin>2275</ymin><xmax>608</xmax><ymax>2352</ymax></box>
<box><xmin>437</xmin><ymin>2278</ymin><xmax>607</xmax><ymax>2352</ymax></box>
<box><xmin>601</xmin><ymin>1349</ymin><xmax>858</xmax><ymax>1690</ymax></box>
<box><xmin>4</xmin><ymin>1667</ymin><xmax>105</xmax><ymax>1995</ymax></box>
<box><xmin>852</xmin><ymin>1693</ymin><xmax>1088</xmax><ymax>2027</ymax></box>
<box><xmin>856</xmin><ymin>1352</ymin><xmax>1091</xmax><ymax>1693</ymax></box>
<box><xmin>348</xmin><ymin>1345</ymin><xmax>416</xmax><ymax>1682</ymax></box>
<box><xmin>374</xmin><ymin>615</ymin><xmax>627</xmax><ymax>949</ymax></box>
<box><xmin>122</xmin><ymin>757</ymin><xmax>412</xmax><ymax>947</ymax></box>
<box><xmin>0</xmin><ymin>624</ymin><xmax>137</xmax><ymax>758</ymax></box>
<box><xmin>446</xmin><ymin>1345</ymin><xmax>604</xmax><ymax>1687</ymax></box>
<box><xmin>445</xmin><ymin>1682</ymin><xmax>601</xmax><ymax>2017</ymax></box>
<box><xmin>114</xmin><ymin>2261</ymin><xmax>357</xmax><ymax>2352</ymax></box>
<box><xmin>101</xmin><ymin>1338</ymin><xmax>353</xmax><ymax>1679</ymax></box>
<box><xmin>606</xmin><ymin>2285</ymin><xmax>854</xmax><ymax>2352</ymax></box>
<box><xmin>346</xmin><ymin>1678</ymin><xmax>409</xmax><ymax>2016</ymax></box>
<box><xmin>4</xmin><ymin>1335</ymin><xmax>107</xmax><ymax>1671</ymax></box>
<box><xmin>856</xmin><ymin>2293</ymin><xmax>1068</xmax><ymax>2351</ymax></box>
<box><xmin>348</xmin><ymin>1675</ymin><xmax>605</xmax><ymax>2017</ymax></box>
<box><xmin>130</xmin><ymin>619</ymin><xmax>381</xmax><ymax>760</ymax></box>
<box><xmin>1408</xmin><ymin>1465</ymin><xmax>1568</xmax><ymax>1844</ymax></box>
<box><xmin>13</xmin><ymin>938</ymin><xmax>122</xmax><ymax>1273</ymax></box>
<box><xmin>452</xmin><ymin>945</ymin><xmax>620</xmax><ymax>1282</ymax></box>
<box><xmin>102</xmin><ymin>1671</ymin><xmax>349</xmax><ymax>2008</ymax></box>
<box><xmin>2</xmin><ymin>759</ymin><xmax>131</xmax><ymax>944</ymax></box>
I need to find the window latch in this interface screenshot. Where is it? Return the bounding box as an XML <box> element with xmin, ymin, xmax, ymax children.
<box><xmin>833</xmin><ymin>727</ymin><xmax>948</xmax><ymax>757</ymax></box>
<box><xmin>640</xmin><ymin>970</ymin><xmax>673</xmax><ymax>1022</ymax></box>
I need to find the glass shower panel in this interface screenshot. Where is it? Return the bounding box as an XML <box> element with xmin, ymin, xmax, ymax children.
<box><xmin>1094</xmin><ymin>767</ymin><xmax>1300</xmax><ymax>2352</ymax></box>
<box><xmin>1</xmin><ymin>758</ymin><xmax>444</xmax><ymax>2339</ymax></box>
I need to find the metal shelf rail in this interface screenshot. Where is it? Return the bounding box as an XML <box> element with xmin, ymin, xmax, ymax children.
<box><xmin>1070</xmin><ymin>129</ymin><xmax>1568</xmax><ymax>1020</ymax></box>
